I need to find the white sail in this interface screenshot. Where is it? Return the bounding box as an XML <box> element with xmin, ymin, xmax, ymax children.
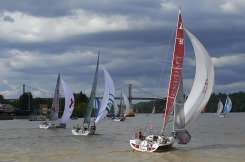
<box><xmin>183</xmin><ymin>29</ymin><xmax>214</xmax><ymax>128</ymax></box>
<box><xmin>114</xmin><ymin>100</ymin><xmax>120</xmax><ymax>116</ymax></box>
<box><xmin>49</xmin><ymin>73</ymin><xmax>60</xmax><ymax>121</ymax></box>
<box><xmin>95</xmin><ymin>66</ymin><xmax>115</xmax><ymax>126</ymax></box>
<box><xmin>174</xmin><ymin>78</ymin><xmax>185</xmax><ymax>129</ymax></box>
<box><xmin>60</xmin><ymin>79</ymin><xmax>75</xmax><ymax>124</ymax></box>
<box><xmin>216</xmin><ymin>100</ymin><xmax>224</xmax><ymax>115</ymax></box>
<box><xmin>122</xmin><ymin>92</ymin><xmax>130</xmax><ymax>117</ymax></box>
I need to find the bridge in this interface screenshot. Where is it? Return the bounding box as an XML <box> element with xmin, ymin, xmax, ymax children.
<box><xmin>2</xmin><ymin>84</ymin><xmax>165</xmax><ymax>104</ymax></box>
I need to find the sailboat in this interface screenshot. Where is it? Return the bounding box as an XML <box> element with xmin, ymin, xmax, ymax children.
<box><xmin>130</xmin><ymin>8</ymin><xmax>214</xmax><ymax>152</ymax></box>
<box><xmin>215</xmin><ymin>99</ymin><xmax>224</xmax><ymax>116</ymax></box>
<box><xmin>114</xmin><ymin>92</ymin><xmax>130</xmax><ymax>121</ymax></box>
<box><xmin>71</xmin><ymin>57</ymin><xmax>115</xmax><ymax>135</ymax></box>
<box><xmin>220</xmin><ymin>95</ymin><xmax>232</xmax><ymax>117</ymax></box>
<box><xmin>152</xmin><ymin>106</ymin><xmax>156</xmax><ymax>114</ymax></box>
<box><xmin>72</xmin><ymin>53</ymin><xmax>100</xmax><ymax>135</ymax></box>
<box><xmin>39</xmin><ymin>74</ymin><xmax>75</xmax><ymax>129</ymax></box>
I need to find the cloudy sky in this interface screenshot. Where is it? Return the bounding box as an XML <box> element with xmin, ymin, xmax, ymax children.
<box><xmin>0</xmin><ymin>0</ymin><xmax>244</xmax><ymax>100</ymax></box>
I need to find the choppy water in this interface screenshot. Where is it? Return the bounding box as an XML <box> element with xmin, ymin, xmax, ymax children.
<box><xmin>0</xmin><ymin>113</ymin><xmax>244</xmax><ymax>162</ymax></box>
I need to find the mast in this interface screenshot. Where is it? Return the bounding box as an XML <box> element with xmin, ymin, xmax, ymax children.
<box><xmin>120</xmin><ymin>91</ymin><xmax>123</xmax><ymax>117</ymax></box>
<box><xmin>83</xmin><ymin>52</ymin><xmax>100</xmax><ymax>128</ymax></box>
<box><xmin>163</xmin><ymin>8</ymin><xmax>185</xmax><ymax>130</ymax></box>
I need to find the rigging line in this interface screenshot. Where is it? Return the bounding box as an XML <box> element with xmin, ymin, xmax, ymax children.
<box><xmin>153</xmin><ymin>23</ymin><xmax>176</xmax><ymax>107</ymax></box>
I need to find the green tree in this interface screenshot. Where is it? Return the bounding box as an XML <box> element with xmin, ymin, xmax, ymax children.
<box><xmin>19</xmin><ymin>92</ymin><xmax>33</xmax><ymax>110</ymax></box>
<box><xmin>0</xmin><ymin>95</ymin><xmax>5</xmax><ymax>103</ymax></box>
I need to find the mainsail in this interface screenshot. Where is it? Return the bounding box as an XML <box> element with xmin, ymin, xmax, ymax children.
<box><xmin>60</xmin><ymin>79</ymin><xmax>75</xmax><ymax>124</ymax></box>
<box><xmin>83</xmin><ymin>53</ymin><xmax>99</xmax><ymax>127</ymax></box>
<box><xmin>163</xmin><ymin>9</ymin><xmax>185</xmax><ymax>129</ymax></box>
<box><xmin>49</xmin><ymin>73</ymin><xmax>60</xmax><ymax>121</ymax></box>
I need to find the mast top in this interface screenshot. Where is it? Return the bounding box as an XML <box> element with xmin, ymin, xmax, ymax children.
<box><xmin>178</xmin><ymin>5</ymin><xmax>182</xmax><ymax>14</ymax></box>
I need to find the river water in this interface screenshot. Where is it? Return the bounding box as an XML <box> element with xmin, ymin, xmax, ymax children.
<box><xmin>0</xmin><ymin>113</ymin><xmax>244</xmax><ymax>162</ymax></box>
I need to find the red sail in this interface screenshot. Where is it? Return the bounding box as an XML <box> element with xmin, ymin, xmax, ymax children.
<box><xmin>163</xmin><ymin>9</ymin><xmax>185</xmax><ymax>129</ymax></box>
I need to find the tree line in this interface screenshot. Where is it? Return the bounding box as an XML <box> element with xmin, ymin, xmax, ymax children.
<box><xmin>0</xmin><ymin>91</ymin><xmax>89</xmax><ymax>117</ymax></box>
<box><xmin>134</xmin><ymin>91</ymin><xmax>245</xmax><ymax>113</ymax></box>
<box><xmin>1</xmin><ymin>91</ymin><xmax>244</xmax><ymax>116</ymax></box>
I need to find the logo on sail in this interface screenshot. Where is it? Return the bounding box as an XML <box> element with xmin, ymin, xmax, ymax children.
<box><xmin>69</xmin><ymin>98</ymin><xmax>74</xmax><ymax>108</ymax></box>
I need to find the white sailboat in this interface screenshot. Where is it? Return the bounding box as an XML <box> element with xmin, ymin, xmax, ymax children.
<box><xmin>215</xmin><ymin>99</ymin><xmax>224</xmax><ymax>116</ymax></box>
<box><xmin>114</xmin><ymin>92</ymin><xmax>130</xmax><ymax>122</ymax></box>
<box><xmin>130</xmin><ymin>8</ymin><xmax>214</xmax><ymax>152</ymax></box>
<box><xmin>39</xmin><ymin>73</ymin><xmax>60</xmax><ymax>129</ymax></box>
<box><xmin>72</xmin><ymin>53</ymin><xmax>100</xmax><ymax>135</ymax></box>
<box><xmin>40</xmin><ymin>74</ymin><xmax>75</xmax><ymax>129</ymax></box>
<box><xmin>220</xmin><ymin>95</ymin><xmax>232</xmax><ymax>117</ymax></box>
<box><xmin>72</xmin><ymin>64</ymin><xmax>115</xmax><ymax>135</ymax></box>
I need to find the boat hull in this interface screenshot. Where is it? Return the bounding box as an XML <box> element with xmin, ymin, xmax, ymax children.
<box><xmin>114</xmin><ymin>117</ymin><xmax>125</xmax><ymax>122</ymax></box>
<box><xmin>39</xmin><ymin>123</ymin><xmax>66</xmax><ymax>129</ymax></box>
<box><xmin>130</xmin><ymin>135</ymin><xmax>174</xmax><ymax>152</ymax></box>
<box><xmin>71</xmin><ymin>126</ymin><xmax>96</xmax><ymax>136</ymax></box>
<box><xmin>72</xmin><ymin>129</ymin><xmax>90</xmax><ymax>136</ymax></box>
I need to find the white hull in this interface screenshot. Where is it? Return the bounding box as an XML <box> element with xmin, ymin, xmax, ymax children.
<box><xmin>71</xmin><ymin>129</ymin><xmax>90</xmax><ymax>136</ymax></box>
<box><xmin>71</xmin><ymin>126</ymin><xmax>96</xmax><ymax>136</ymax></box>
<box><xmin>130</xmin><ymin>135</ymin><xmax>174</xmax><ymax>152</ymax></box>
<box><xmin>39</xmin><ymin>124</ymin><xmax>50</xmax><ymax>129</ymax></box>
<box><xmin>39</xmin><ymin>122</ymin><xmax>66</xmax><ymax>129</ymax></box>
<box><xmin>219</xmin><ymin>114</ymin><xmax>225</xmax><ymax>118</ymax></box>
<box><xmin>114</xmin><ymin>117</ymin><xmax>125</xmax><ymax>122</ymax></box>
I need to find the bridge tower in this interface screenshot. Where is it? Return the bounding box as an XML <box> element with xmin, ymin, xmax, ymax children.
<box><xmin>128</xmin><ymin>84</ymin><xmax>132</xmax><ymax>106</ymax></box>
<box><xmin>23</xmin><ymin>84</ymin><xmax>25</xmax><ymax>94</ymax></box>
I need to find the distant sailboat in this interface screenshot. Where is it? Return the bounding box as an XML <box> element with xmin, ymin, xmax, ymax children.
<box><xmin>215</xmin><ymin>99</ymin><xmax>224</xmax><ymax>116</ymax></box>
<box><xmin>130</xmin><ymin>8</ymin><xmax>214</xmax><ymax>152</ymax></box>
<box><xmin>220</xmin><ymin>95</ymin><xmax>232</xmax><ymax>117</ymax></box>
<box><xmin>114</xmin><ymin>92</ymin><xmax>130</xmax><ymax>121</ymax></box>
<box><xmin>39</xmin><ymin>74</ymin><xmax>75</xmax><ymax>129</ymax></box>
<box><xmin>152</xmin><ymin>106</ymin><xmax>156</xmax><ymax>114</ymax></box>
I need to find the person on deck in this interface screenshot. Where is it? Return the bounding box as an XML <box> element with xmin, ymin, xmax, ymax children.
<box><xmin>75</xmin><ymin>124</ymin><xmax>81</xmax><ymax>132</ymax></box>
<box><xmin>139</xmin><ymin>131</ymin><xmax>144</xmax><ymax>140</ymax></box>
